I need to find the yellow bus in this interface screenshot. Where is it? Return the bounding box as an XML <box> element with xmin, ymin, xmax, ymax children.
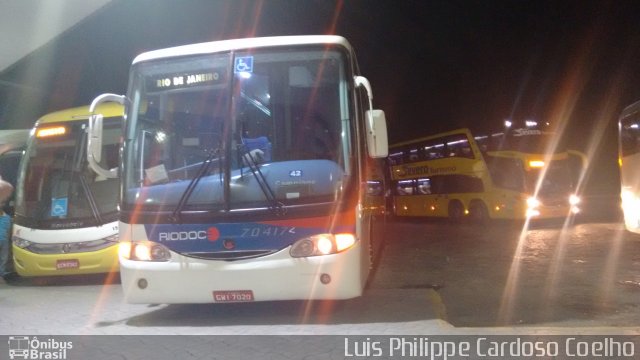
<box><xmin>12</xmin><ymin>104</ymin><xmax>123</xmax><ymax>277</ymax></box>
<box><xmin>388</xmin><ymin>123</ymin><xmax>583</xmax><ymax>221</ymax></box>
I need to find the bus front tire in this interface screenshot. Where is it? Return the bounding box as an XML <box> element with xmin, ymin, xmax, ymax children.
<box><xmin>448</xmin><ymin>201</ymin><xmax>464</xmax><ymax>223</ymax></box>
<box><xmin>468</xmin><ymin>200</ymin><xmax>489</xmax><ymax>224</ymax></box>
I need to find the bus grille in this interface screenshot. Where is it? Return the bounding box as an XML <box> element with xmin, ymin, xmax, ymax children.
<box><xmin>543</xmin><ymin>199</ymin><xmax>565</xmax><ymax>207</ymax></box>
<box><xmin>181</xmin><ymin>250</ymin><xmax>277</xmax><ymax>261</ymax></box>
<box><xmin>23</xmin><ymin>239</ymin><xmax>117</xmax><ymax>254</ymax></box>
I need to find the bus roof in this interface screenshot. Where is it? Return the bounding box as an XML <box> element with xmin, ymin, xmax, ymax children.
<box><xmin>0</xmin><ymin>129</ymin><xmax>29</xmax><ymax>155</ymax></box>
<box><xmin>36</xmin><ymin>103</ymin><xmax>123</xmax><ymax>126</ymax></box>
<box><xmin>619</xmin><ymin>99</ymin><xmax>640</xmax><ymax>121</ymax></box>
<box><xmin>390</xmin><ymin>128</ymin><xmax>471</xmax><ymax>149</ymax></box>
<box><xmin>133</xmin><ymin>35</ymin><xmax>353</xmax><ymax>65</ymax></box>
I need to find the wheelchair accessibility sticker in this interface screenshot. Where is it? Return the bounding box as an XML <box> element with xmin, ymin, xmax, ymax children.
<box><xmin>51</xmin><ymin>197</ymin><xmax>68</xmax><ymax>218</ymax></box>
<box><xmin>234</xmin><ymin>56</ymin><xmax>254</xmax><ymax>73</ymax></box>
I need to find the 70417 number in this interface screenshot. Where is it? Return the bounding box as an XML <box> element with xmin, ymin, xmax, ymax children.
<box><xmin>240</xmin><ymin>226</ymin><xmax>295</xmax><ymax>237</ymax></box>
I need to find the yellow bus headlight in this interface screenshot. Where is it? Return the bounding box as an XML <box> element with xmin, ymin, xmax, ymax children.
<box><xmin>526</xmin><ymin>197</ymin><xmax>541</xmax><ymax>209</ymax></box>
<box><xmin>569</xmin><ymin>194</ymin><xmax>581</xmax><ymax>206</ymax></box>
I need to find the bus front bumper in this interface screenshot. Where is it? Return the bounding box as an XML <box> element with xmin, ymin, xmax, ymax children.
<box><xmin>119</xmin><ymin>243</ymin><xmax>365</xmax><ymax>304</ymax></box>
<box><xmin>12</xmin><ymin>244</ymin><xmax>120</xmax><ymax>277</ymax></box>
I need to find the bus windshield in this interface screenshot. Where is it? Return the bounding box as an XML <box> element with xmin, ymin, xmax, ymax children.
<box><xmin>527</xmin><ymin>159</ymin><xmax>572</xmax><ymax>197</ymax></box>
<box><xmin>485</xmin><ymin>156</ymin><xmax>573</xmax><ymax>196</ymax></box>
<box><xmin>15</xmin><ymin>119</ymin><xmax>120</xmax><ymax>228</ymax></box>
<box><xmin>123</xmin><ymin>48</ymin><xmax>352</xmax><ymax>212</ymax></box>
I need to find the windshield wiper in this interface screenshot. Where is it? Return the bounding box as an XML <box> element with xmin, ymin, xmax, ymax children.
<box><xmin>239</xmin><ymin>145</ymin><xmax>285</xmax><ymax>215</ymax></box>
<box><xmin>74</xmin><ymin>132</ymin><xmax>103</xmax><ymax>225</ymax></box>
<box><xmin>171</xmin><ymin>147</ymin><xmax>220</xmax><ymax>223</ymax></box>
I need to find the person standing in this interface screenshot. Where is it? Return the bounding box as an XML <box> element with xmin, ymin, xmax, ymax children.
<box><xmin>0</xmin><ymin>176</ymin><xmax>14</xmax><ymax>283</ymax></box>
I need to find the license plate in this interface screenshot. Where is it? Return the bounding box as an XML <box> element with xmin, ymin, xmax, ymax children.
<box><xmin>56</xmin><ymin>259</ymin><xmax>79</xmax><ymax>270</ymax></box>
<box><xmin>213</xmin><ymin>290</ymin><xmax>254</xmax><ymax>303</ymax></box>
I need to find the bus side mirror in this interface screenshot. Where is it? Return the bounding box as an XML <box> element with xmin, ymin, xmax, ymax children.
<box><xmin>89</xmin><ymin>113</ymin><xmax>103</xmax><ymax>163</ymax></box>
<box><xmin>354</xmin><ymin>76</ymin><xmax>388</xmax><ymax>159</ymax></box>
<box><xmin>366</xmin><ymin>109</ymin><xmax>388</xmax><ymax>158</ymax></box>
<box><xmin>88</xmin><ymin>93</ymin><xmax>126</xmax><ymax>179</ymax></box>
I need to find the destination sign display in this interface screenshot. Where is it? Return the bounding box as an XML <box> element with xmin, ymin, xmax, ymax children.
<box><xmin>147</xmin><ymin>70</ymin><xmax>225</xmax><ymax>91</ymax></box>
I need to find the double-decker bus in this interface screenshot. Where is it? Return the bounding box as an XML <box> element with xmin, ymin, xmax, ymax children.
<box><xmin>12</xmin><ymin>104</ymin><xmax>123</xmax><ymax>277</ymax></box>
<box><xmin>87</xmin><ymin>35</ymin><xmax>388</xmax><ymax>303</ymax></box>
<box><xmin>618</xmin><ymin>100</ymin><xmax>640</xmax><ymax>233</ymax></box>
<box><xmin>388</xmin><ymin>122</ymin><xmax>582</xmax><ymax>221</ymax></box>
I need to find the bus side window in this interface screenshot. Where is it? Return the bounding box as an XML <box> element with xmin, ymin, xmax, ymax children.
<box><xmin>621</xmin><ymin>120</ymin><xmax>640</xmax><ymax>156</ymax></box>
<box><xmin>396</xmin><ymin>180</ymin><xmax>414</xmax><ymax>195</ymax></box>
<box><xmin>389</xmin><ymin>153</ymin><xmax>403</xmax><ymax>165</ymax></box>
<box><xmin>408</xmin><ymin>150</ymin><xmax>419</xmax><ymax>162</ymax></box>
<box><xmin>417</xmin><ymin>178</ymin><xmax>431</xmax><ymax>194</ymax></box>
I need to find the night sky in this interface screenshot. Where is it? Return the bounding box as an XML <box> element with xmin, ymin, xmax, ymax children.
<box><xmin>1</xmin><ymin>0</ymin><xmax>640</xmax><ymax>193</ymax></box>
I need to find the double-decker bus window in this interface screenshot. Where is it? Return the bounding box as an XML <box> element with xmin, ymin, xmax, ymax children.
<box><xmin>396</xmin><ymin>179</ymin><xmax>414</xmax><ymax>195</ymax></box>
<box><xmin>393</xmin><ymin>175</ymin><xmax>482</xmax><ymax>196</ymax></box>
<box><xmin>443</xmin><ymin>134</ymin><xmax>474</xmax><ymax>159</ymax></box>
<box><xmin>392</xmin><ymin>133</ymin><xmax>474</xmax><ymax>164</ymax></box>
<box><xmin>416</xmin><ymin>178</ymin><xmax>431</xmax><ymax>194</ymax></box>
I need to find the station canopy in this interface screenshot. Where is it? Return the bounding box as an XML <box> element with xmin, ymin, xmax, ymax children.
<box><xmin>0</xmin><ymin>0</ymin><xmax>112</xmax><ymax>73</ymax></box>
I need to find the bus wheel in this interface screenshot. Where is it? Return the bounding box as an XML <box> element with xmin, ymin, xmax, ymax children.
<box><xmin>448</xmin><ymin>201</ymin><xmax>464</xmax><ymax>223</ymax></box>
<box><xmin>469</xmin><ymin>200</ymin><xmax>489</xmax><ymax>224</ymax></box>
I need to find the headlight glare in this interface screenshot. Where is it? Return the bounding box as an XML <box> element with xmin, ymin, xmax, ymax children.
<box><xmin>118</xmin><ymin>242</ymin><xmax>132</xmax><ymax>259</ymax></box>
<box><xmin>134</xmin><ymin>243</ymin><xmax>152</xmax><ymax>261</ymax></box>
<box><xmin>316</xmin><ymin>236</ymin><xmax>334</xmax><ymax>255</ymax></box>
<box><xmin>527</xmin><ymin>197</ymin><xmax>541</xmax><ymax>209</ymax></box>
<box><xmin>569</xmin><ymin>194</ymin><xmax>581</xmax><ymax>206</ymax></box>
<box><xmin>335</xmin><ymin>233</ymin><xmax>356</xmax><ymax>252</ymax></box>
<box><xmin>122</xmin><ymin>241</ymin><xmax>171</xmax><ymax>262</ymax></box>
<box><xmin>290</xmin><ymin>233</ymin><xmax>357</xmax><ymax>258</ymax></box>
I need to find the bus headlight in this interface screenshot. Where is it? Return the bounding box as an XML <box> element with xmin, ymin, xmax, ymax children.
<box><xmin>12</xmin><ymin>236</ymin><xmax>32</xmax><ymax>249</ymax></box>
<box><xmin>526</xmin><ymin>197</ymin><xmax>541</xmax><ymax>209</ymax></box>
<box><xmin>290</xmin><ymin>233</ymin><xmax>356</xmax><ymax>258</ymax></box>
<box><xmin>569</xmin><ymin>194</ymin><xmax>581</xmax><ymax>214</ymax></box>
<box><xmin>569</xmin><ymin>194</ymin><xmax>581</xmax><ymax>206</ymax></box>
<box><xmin>119</xmin><ymin>241</ymin><xmax>171</xmax><ymax>262</ymax></box>
<box><xmin>526</xmin><ymin>197</ymin><xmax>541</xmax><ymax>217</ymax></box>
